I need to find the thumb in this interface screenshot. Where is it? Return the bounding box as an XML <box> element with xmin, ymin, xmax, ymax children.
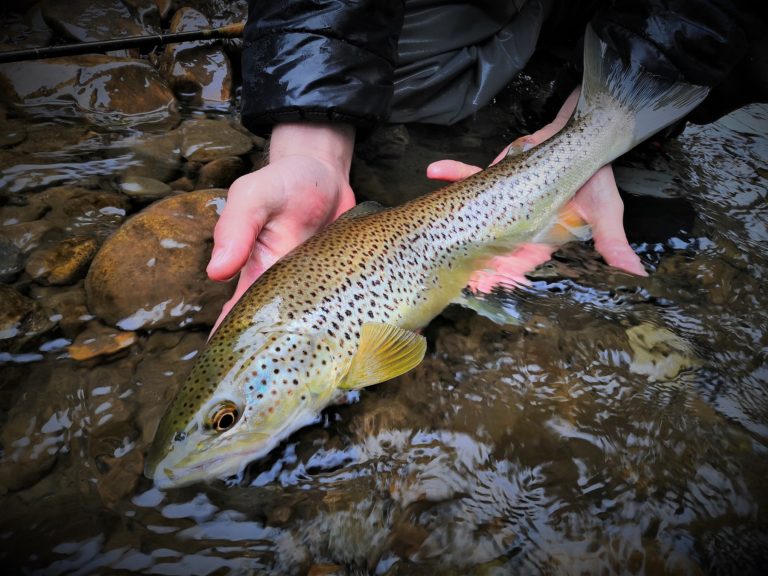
<box><xmin>427</xmin><ymin>159</ymin><xmax>482</xmax><ymax>182</ymax></box>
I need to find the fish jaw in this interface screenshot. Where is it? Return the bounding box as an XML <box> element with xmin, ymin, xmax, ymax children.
<box><xmin>145</xmin><ymin>329</ymin><xmax>345</xmax><ymax>489</ymax></box>
<box><xmin>147</xmin><ymin>404</ymin><xmax>327</xmax><ymax>489</ymax></box>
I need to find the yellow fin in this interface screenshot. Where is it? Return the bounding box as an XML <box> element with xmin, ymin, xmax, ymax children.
<box><xmin>533</xmin><ymin>204</ymin><xmax>592</xmax><ymax>245</ymax></box>
<box><xmin>339</xmin><ymin>323</ymin><xmax>426</xmax><ymax>389</ymax></box>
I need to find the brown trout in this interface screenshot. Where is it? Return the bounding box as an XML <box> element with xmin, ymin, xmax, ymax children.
<box><xmin>146</xmin><ymin>26</ymin><xmax>707</xmax><ymax>488</ymax></box>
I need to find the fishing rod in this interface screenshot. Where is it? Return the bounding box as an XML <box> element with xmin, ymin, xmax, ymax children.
<box><xmin>0</xmin><ymin>22</ymin><xmax>244</xmax><ymax>64</ymax></box>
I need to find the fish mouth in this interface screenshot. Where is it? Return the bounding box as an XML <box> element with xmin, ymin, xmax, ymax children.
<box><xmin>147</xmin><ymin>433</ymin><xmax>276</xmax><ymax>489</ymax></box>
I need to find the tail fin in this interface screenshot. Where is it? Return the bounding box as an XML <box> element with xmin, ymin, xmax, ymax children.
<box><xmin>577</xmin><ymin>24</ymin><xmax>710</xmax><ymax>151</ymax></box>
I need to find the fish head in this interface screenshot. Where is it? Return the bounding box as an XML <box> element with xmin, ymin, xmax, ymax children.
<box><xmin>145</xmin><ymin>329</ymin><xmax>345</xmax><ymax>489</ymax></box>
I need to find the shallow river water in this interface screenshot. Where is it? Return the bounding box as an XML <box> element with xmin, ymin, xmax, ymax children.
<box><xmin>1</xmin><ymin>44</ymin><xmax>767</xmax><ymax>576</ymax></box>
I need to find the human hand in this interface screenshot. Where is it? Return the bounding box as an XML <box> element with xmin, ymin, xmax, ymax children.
<box><xmin>426</xmin><ymin>89</ymin><xmax>647</xmax><ymax>292</ymax></box>
<box><xmin>207</xmin><ymin>123</ymin><xmax>357</xmax><ymax>332</ymax></box>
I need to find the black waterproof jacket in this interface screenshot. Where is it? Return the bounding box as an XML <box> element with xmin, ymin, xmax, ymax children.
<box><xmin>241</xmin><ymin>0</ymin><xmax>766</xmax><ymax>134</ymax></box>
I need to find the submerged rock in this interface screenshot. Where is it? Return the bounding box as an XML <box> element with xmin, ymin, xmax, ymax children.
<box><xmin>0</xmin><ymin>4</ymin><xmax>53</xmax><ymax>52</ymax></box>
<box><xmin>85</xmin><ymin>189</ymin><xmax>234</xmax><ymax>330</ymax></box>
<box><xmin>34</xmin><ymin>282</ymin><xmax>91</xmax><ymax>337</ymax></box>
<box><xmin>0</xmin><ymin>55</ymin><xmax>177</xmax><ymax>125</ymax></box>
<box><xmin>0</xmin><ymin>284</ymin><xmax>56</xmax><ymax>353</ymax></box>
<box><xmin>196</xmin><ymin>155</ymin><xmax>245</xmax><ymax>189</ymax></box>
<box><xmin>626</xmin><ymin>322</ymin><xmax>701</xmax><ymax>382</ymax></box>
<box><xmin>67</xmin><ymin>321</ymin><xmax>137</xmax><ymax>361</ymax></box>
<box><xmin>0</xmin><ymin>233</ymin><xmax>23</xmax><ymax>281</ymax></box>
<box><xmin>157</xmin><ymin>7</ymin><xmax>233</xmax><ymax>109</ymax></box>
<box><xmin>0</xmin><ymin>120</ymin><xmax>26</xmax><ymax>148</ymax></box>
<box><xmin>25</xmin><ymin>236</ymin><xmax>99</xmax><ymax>285</ymax></box>
<box><xmin>119</xmin><ymin>175</ymin><xmax>173</xmax><ymax>201</ymax></box>
<box><xmin>25</xmin><ymin>186</ymin><xmax>129</xmax><ymax>240</ymax></box>
<box><xmin>180</xmin><ymin>118</ymin><xmax>254</xmax><ymax>162</ymax></box>
<box><xmin>121</xmin><ymin>128</ymin><xmax>182</xmax><ymax>182</ymax></box>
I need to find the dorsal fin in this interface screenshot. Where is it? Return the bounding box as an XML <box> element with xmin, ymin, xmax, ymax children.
<box><xmin>337</xmin><ymin>201</ymin><xmax>385</xmax><ymax>221</ymax></box>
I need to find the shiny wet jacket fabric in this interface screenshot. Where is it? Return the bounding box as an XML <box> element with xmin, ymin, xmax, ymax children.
<box><xmin>241</xmin><ymin>0</ymin><xmax>766</xmax><ymax>134</ymax></box>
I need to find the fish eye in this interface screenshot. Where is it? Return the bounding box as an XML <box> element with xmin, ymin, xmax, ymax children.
<box><xmin>207</xmin><ymin>402</ymin><xmax>240</xmax><ymax>432</ymax></box>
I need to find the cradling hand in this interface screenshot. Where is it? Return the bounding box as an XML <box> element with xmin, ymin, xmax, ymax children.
<box><xmin>426</xmin><ymin>88</ymin><xmax>647</xmax><ymax>292</ymax></box>
<box><xmin>207</xmin><ymin>123</ymin><xmax>357</xmax><ymax>332</ymax></box>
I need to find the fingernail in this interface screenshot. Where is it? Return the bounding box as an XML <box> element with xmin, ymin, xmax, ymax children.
<box><xmin>209</xmin><ymin>245</ymin><xmax>228</xmax><ymax>267</ymax></box>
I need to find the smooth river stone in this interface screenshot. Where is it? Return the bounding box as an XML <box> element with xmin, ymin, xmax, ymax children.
<box><xmin>180</xmin><ymin>119</ymin><xmax>254</xmax><ymax>162</ymax></box>
<box><xmin>0</xmin><ymin>55</ymin><xmax>177</xmax><ymax>125</ymax></box>
<box><xmin>85</xmin><ymin>189</ymin><xmax>234</xmax><ymax>330</ymax></box>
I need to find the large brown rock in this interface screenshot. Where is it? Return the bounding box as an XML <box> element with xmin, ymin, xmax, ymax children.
<box><xmin>85</xmin><ymin>189</ymin><xmax>234</xmax><ymax>330</ymax></box>
<box><xmin>0</xmin><ymin>55</ymin><xmax>177</xmax><ymax>125</ymax></box>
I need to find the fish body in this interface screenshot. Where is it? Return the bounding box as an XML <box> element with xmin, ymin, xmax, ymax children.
<box><xmin>146</xmin><ymin>26</ymin><xmax>708</xmax><ymax>488</ymax></box>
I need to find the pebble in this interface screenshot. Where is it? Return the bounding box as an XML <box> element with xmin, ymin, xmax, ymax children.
<box><xmin>67</xmin><ymin>321</ymin><xmax>137</xmax><ymax>361</ymax></box>
<box><xmin>119</xmin><ymin>176</ymin><xmax>173</xmax><ymax>200</ymax></box>
<box><xmin>25</xmin><ymin>236</ymin><xmax>99</xmax><ymax>285</ymax></box>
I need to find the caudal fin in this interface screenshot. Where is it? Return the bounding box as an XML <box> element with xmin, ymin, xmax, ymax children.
<box><xmin>577</xmin><ymin>24</ymin><xmax>710</xmax><ymax>151</ymax></box>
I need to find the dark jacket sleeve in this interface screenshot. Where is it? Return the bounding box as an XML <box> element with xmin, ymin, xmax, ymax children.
<box><xmin>590</xmin><ymin>0</ymin><xmax>767</xmax><ymax>122</ymax></box>
<box><xmin>241</xmin><ymin>0</ymin><xmax>404</xmax><ymax>135</ymax></box>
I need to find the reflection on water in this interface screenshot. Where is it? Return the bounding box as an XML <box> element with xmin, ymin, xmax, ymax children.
<box><xmin>1</xmin><ymin>75</ymin><xmax>767</xmax><ymax>574</ymax></box>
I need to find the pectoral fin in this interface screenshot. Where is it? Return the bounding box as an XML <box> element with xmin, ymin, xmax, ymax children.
<box><xmin>339</xmin><ymin>323</ymin><xmax>426</xmax><ymax>389</ymax></box>
<box><xmin>532</xmin><ymin>204</ymin><xmax>592</xmax><ymax>245</ymax></box>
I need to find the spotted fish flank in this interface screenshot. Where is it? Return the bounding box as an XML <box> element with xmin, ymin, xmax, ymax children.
<box><xmin>145</xmin><ymin>26</ymin><xmax>709</xmax><ymax>488</ymax></box>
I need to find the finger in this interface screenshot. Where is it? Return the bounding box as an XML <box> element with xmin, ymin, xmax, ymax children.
<box><xmin>207</xmin><ymin>183</ymin><xmax>268</xmax><ymax>282</ymax></box>
<box><xmin>426</xmin><ymin>159</ymin><xmax>482</xmax><ymax>182</ymax></box>
<box><xmin>533</xmin><ymin>88</ymin><xmax>581</xmax><ymax>142</ymax></box>
<box><xmin>576</xmin><ymin>168</ymin><xmax>648</xmax><ymax>276</ymax></box>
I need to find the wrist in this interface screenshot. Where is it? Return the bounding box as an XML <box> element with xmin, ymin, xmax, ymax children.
<box><xmin>269</xmin><ymin>123</ymin><xmax>355</xmax><ymax>175</ymax></box>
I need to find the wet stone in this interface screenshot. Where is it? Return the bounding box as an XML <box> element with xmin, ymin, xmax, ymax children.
<box><xmin>180</xmin><ymin>119</ymin><xmax>254</xmax><ymax>162</ymax></box>
<box><xmin>196</xmin><ymin>155</ymin><xmax>244</xmax><ymax>189</ymax></box>
<box><xmin>0</xmin><ymin>284</ymin><xmax>56</xmax><ymax>353</ymax></box>
<box><xmin>0</xmin><ymin>233</ymin><xmax>23</xmax><ymax>281</ymax></box>
<box><xmin>41</xmin><ymin>0</ymin><xmax>155</xmax><ymax>43</ymax></box>
<box><xmin>0</xmin><ymin>220</ymin><xmax>53</xmax><ymax>255</ymax></box>
<box><xmin>0</xmin><ymin>55</ymin><xmax>177</xmax><ymax>126</ymax></box>
<box><xmin>157</xmin><ymin>7</ymin><xmax>233</xmax><ymax>109</ymax></box>
<box><xmin>626</xmin><ymin>322</ymin><xmax>701</xmax><ymax>382</ymax></box>
<box><xmin>33</xmin><ymin>282</ymin><xmax>91</xmax><ymax>338</ymax></box>
<box><xmin>25</xmin><ymin>236</ymin><xmax>99</xmax><ymax>285</ymax></box>
<box><xmin>67</xmin><ymin>321</ymin><xmax>137</xmax><ymax>361</ymax></box>
<box><xmin>85</xmin><ymin>189</ymin><xmax>234</xmax><ymax>330</ymax></box>
<box><xmin>134</xmin><ymin>330</ymin><xmax>206</xmax><ymax>445</ymax></box>
<box><xmin>0</xmin><ymin>5</ymin><xmax>52</xmax><ymax>52</ymax></box>
<box><xmin>121</xmin><ymin>129</ymin><xmax>182</xmax><ymax>182</ymax></box>
<box><xmin>96</xmin><ymin>449</ymin><xmax>143</xmax><ymax>507</ymax></box>
<box><xmin>0</xmin><ymin>121</ymin><xmax>26</xmax><ymax>148</ymax></box>
<box><xmin>25</xmin><ymin>186</ymin><xmax>129</xmax><ymax>241</ymax></box>
<box><xmin>169</xmin><ymin>175</ymin><xmax>195</xmax><ymax>191</ymax></box>
<box><xmin>119</xmin><ymin>176</ymin><xmax>172</xmax><ymax>201</ymax></box>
